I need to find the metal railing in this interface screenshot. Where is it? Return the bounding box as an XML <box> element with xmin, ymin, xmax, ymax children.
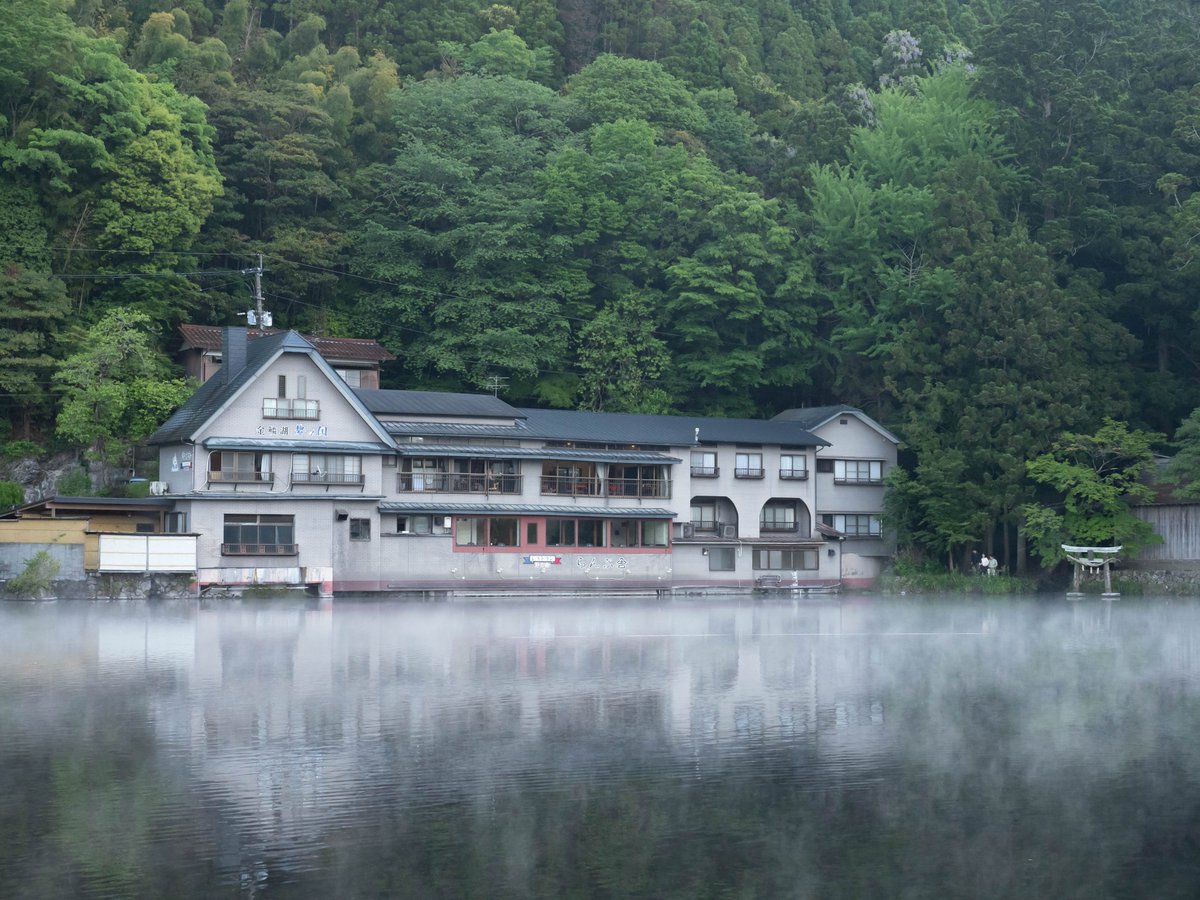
<box><xmin>209</xmin><ymin>470</ymin><xmax>273</xmax><ymax>483</ymax></box>
<box><xmin>398</xmin><ymin>473</ymin><xmax>523</xmax><ymax>494</ymax></box>
<box><xmin>262</xmin><ymin>399</ymin><xmax>320</xmax><ymax>419</ymax></box>
<box><xmin>293</xmin><ymin>472</ymin><xmax>365</xmax><ymax>485</ymax></box>
<box><xmin>690</xmin><ymin>465</ymin><xmax>719</xmax><ymax>477</ymax></box>
<box><xmin>605</xmin><ymin>478</ymin><xmax>671</xmax><ymax>499</ymax></box>
<box><xmin>734</xmin><ymin>467</ymin><xmax>765</xmax><ymax>479</ymax></box>
<box><xmin>779</xmin><ymin>468</ymin><xmax>809</xmax><ymax>480</ymax></box>
<box><xmin>221</xmin><ymin>543</ymin><xmax>298</xmax><ymax>556</ymax></box>
<box><xmin>540</xmin><ymin>476</ymin><xmax>602</xmax><ymax>497</ymax></box>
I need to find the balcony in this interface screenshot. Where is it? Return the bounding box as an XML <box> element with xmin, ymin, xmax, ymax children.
<box><xmin>734</xmin><ymin>467</ymin><xmax>765</xmax><ymax>479</ymax></box>
<box><xmin>606</xmin><ymin>478</ymin><xmax>671</xmax><ymax>499</ymax></box>
<box><xmin>690</xmin><ymin>465</ymin><xmax>719</xmax><ymax>478</ymax></box>
<box><xmin>221</xmin><ymin>543</ymin><xmax>298</xmax><ymax>556</ymax></box>
<box><xmin>209</xmin><ymin>470</ymin><xmax>272</xmax><ymax>483</ymax></box>
<box><xmin>262</xmin><ymin>398</ymin><xmax>320</xmax><ymax>420</ymax></box>
<box><xmin>779</xmin><ymin>469</ymin><xmax>809</xmax><ymax>480</ymax></box>
<box><xmin>293</xmin><ymin>472</ymin><xmax>365</xmax><ymax>485</ymax></box>
<box><xmin>541</xmin><ymin>476</ymin><xmax>602</xmax><ymax>497</ymax></box>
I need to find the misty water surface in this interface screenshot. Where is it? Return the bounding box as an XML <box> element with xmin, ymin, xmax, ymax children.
<box><xmin>1</xmin><ymin>595</ymin><xmax>1199</xmax><ymax>899</ymax></box>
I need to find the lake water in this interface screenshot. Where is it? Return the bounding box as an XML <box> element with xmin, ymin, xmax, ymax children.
<box><xmin>1</xmin><ymin>594</ymin><xmax>1199</xmax><ymax>899</ymax></box>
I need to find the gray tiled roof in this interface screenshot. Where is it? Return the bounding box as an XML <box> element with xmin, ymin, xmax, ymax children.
<box><xmin>150</xmin><ymin>331</ymin><xmax>307</xmax><ymax>444</ymax></box>
<box><xmin>355</xmin><ymin>388</ymin><xmax>525</xmax><ymax>419</ymax></box>
<box><xmin>379</xmin><ymin>501</ymin><xmax>677</xmax><ymax>518</ymax></box>
<box><xmin>516</xmin><ymin>408</ymin><xmax>826</xmax><ymax>448</ymax></box>
<box><xmin>391</xmin><ymin>445</ymin><xmax>681</xmax><ymax>462</ymax></box>
<box><xmin>385</xmin><ymin>421</ymin><xmax>530</xmax><ymax>438</ymax></box>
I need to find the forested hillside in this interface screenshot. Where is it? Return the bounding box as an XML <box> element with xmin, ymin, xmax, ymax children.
<box><xmin>4</xmin><ymin>0</ymin><xmax>1200</xmax><ymax>563</ymax></box>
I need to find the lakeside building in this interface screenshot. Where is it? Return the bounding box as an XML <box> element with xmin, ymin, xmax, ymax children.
<box><xmin>3</xmin><ymin>329</ymin><xmax>897</xmax><ymax>595</ymax></box>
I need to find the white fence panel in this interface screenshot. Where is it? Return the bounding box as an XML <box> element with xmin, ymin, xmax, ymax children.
<box><xmin>99</xmin><ymin>534</ymin><xmax>197</xmax><ymax>573</ymax></box>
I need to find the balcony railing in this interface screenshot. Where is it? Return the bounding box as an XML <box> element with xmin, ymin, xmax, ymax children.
<box><xmin>540</xmin><ymin>476</ymin><xmax>602</xmax><ymax>497</ymax></box>
<box><xmin>293</xmin><ymin>472</ymin><xmax>365</xmax><ymax>485</ymax></box>
<box><xmin>690</xmin><ymin>465</ymin><xmax>719</xmax><ymax>478</ymax></box>
<box><xmin>606</xmin><ymin>478</ymin><xmax>671</xmax><ymax>499</ymax></box>
<box><xmin>262</xmin><ymin>398</ymin><xmax>320</xmax><ymax>419</ymax></box>
<box><xmin>209</xmin><ymin>470</ymin><xmax>272</xmax><ymax>483</ymax></box>
<box><xmin>834</xmin><ymin>476</ymin><xmax>884</xmax><ymax>485</ymax></box>
<box><xmin>221</xmin><ymin>543</ymin><xmax>298</xmax><ymax>556</ymax></box>
<box><xmin>779</xmin><ymin>469</ymin><xmax>809</xmax><ymax>480</ymax></box>
<box><xmin>734</xmin><ymin>467</ymin><xmax>765</xmax><ymax>479</ymax></box>
<box><xmin>398</xmin><ymin>473</ymin><xmax>523</xmax><ymax>494</ymax></box>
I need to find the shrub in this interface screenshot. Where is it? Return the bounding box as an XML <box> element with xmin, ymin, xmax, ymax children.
<box><xmin>0</xmin><ymin>481</ymin><xmax>23</xmax><ymax>510</ymax></box>
<box><xmin>0</xmin><ymin>440</ymin><xmax>42</xmax><ymax>460</ymax></box>
<box><xmin>55</xmin><ymin>469</ymin><xmax>92</xmax><ymax>496</ymax></box>
<box><xmin>7</xmin><ymin>550</ymin><xmax>61</xmax><ymax>597</ymax></box>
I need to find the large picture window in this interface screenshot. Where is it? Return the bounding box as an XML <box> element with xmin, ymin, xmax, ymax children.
<box><xmin>209</xmin><ymin>451</ymin><xmax>271</xmax><ymax>483</ymax></box>
<box><xmin>222</xmin><ymin>514</ymin><xmax>295</xmax><ymax>555</ymax></box>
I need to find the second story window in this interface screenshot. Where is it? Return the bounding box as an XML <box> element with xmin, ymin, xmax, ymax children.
<box><xmin>735</xmin><ymin>451</ymin><xmax>764</xmax><ymax>479</ymax></box>
<box><xmin>834</xmin><ymin>459</ymin><xmax>884</xmax><ymax>484</ymax></box>
<box><xmin>779</xmin><ymin>454</ymin><xmax>808</xmax><ymax>479</ymax></box>
<box><xmin>263</xmin><ymin>397</ymin><xmax>319</xmax><ymax>419</ymax></box>
<box><xmin>294</xmin><ymin>454</ymin><xmax>363</xmax><ymax>485</ymax></box>
<box><xmin>209</xmin><ymin>450</ymin><xmax>271</xmax><ymax>483</ymax></box>
<box><xmin>691</xmin><ymin>450</ymin><xmax>718</xmax><ymax>477</ymax></box>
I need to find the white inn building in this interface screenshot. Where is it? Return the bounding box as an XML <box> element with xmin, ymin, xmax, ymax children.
<box><xmin>144</xmin><ymin>329</ymin><xmax>897</xmax><ymax>595</ymax></box>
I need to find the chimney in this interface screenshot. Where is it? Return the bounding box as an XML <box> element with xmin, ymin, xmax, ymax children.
<box><xmin>222</xmin><ymin>326</ymin><xmax>248</xmax><ymax>383</ymax></box>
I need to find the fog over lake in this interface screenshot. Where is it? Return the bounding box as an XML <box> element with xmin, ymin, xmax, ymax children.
<box><xmin>2</xmin><ymin>595</ymin><xmax>1199</xmax><ymax>899</ymax></box>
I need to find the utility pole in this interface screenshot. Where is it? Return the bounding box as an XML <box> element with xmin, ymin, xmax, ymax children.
<box><xmin>241</xmin><ymin>253</ymin><xmax>270</xmax><ymax>332</ymax></box>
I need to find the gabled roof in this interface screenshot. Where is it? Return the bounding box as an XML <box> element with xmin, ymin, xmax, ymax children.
<box><xmin>150</xmin><ymin>330</ymin><xmax>394</xmax><ymax>447</ymax></box>
<box><xmin>772</xmin><ymin>405</ymin><xmax>900</xmax><ymax>445</ymax></box>
<box><xmin>355</xmin><ymin>388</ymin><xmax>525</xmax><ymax>420</ymax></box>
<box><xmin>178</xmin><ymin>323</ymin><xmax>395</xmax><ymax>363</ymax></box>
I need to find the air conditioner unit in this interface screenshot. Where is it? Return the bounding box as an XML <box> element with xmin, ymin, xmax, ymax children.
<box><xmin>721</xmin><ymin>524</ymin><xmax>738</xmax><ymax>539</ymax></box>
<box><xmin>681</xmin><ymin>523</ymin><xmax>695</xmax><ymax>539</ymax></box>
<box><xmin>149</xmin><ymin>481</ymin><xmax>168</xmax><ymax>496</ymax></box>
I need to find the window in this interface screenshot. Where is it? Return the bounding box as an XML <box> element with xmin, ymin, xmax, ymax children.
<box><xmin>400</xmin><ymin>458</ymin><xmax>448</xmax><ymax>492</ymax></box>
<box><xmin>488</xmin><ymin>517</ymin><xmax>518</xmax><ymax>547</ymax></box>
<box><xmin>456</xmin><ymin>518</ymin><xmax>485</xmax><ymax>546</ymax></box>
<box><xmin>262</xmin><ymin>397</ymin><xmax>319</xmax><ymax>419</ymax></box>
<box><xmin>222</xmin><ymin>514</ymin><xmax>296</xmax><ymax>555</ymax></box>
<box><xmin>165</xmin><ymin>512</ymin><xmax>188</xmax><ymax>533</ymax></box>
<box><xmin>209</xmin><ymin>450</ymin><xmax>271</xmax><ymax>483</ymax></box>
<box><xmin>817</xmin><ymin>458</ymin><xmax>834</xmax><ymax>474</ymax></box>
<box><xmin>735</xmin><ymin>451</ymin><xmax>764</xmax><ymax>479</ymax></box>
<box><xmin>780</xmin><ymin>454</ymin><xmax>808</xmax><ymax>479</ymax></box>
<box><xmin>607</xmin><ymin>464</ymin><xmax>669</xmax><ymax>498</ymax></box>
<box><xmin>753</xmin><ymin>548</ymin><xmax>817</xmax><ymax>570</ymax></box>
<box><xmin>833</xmin><ymin>459</ymin><xmax>883</xmax><ymax>484</ymax></box>
<box><xmin>336</xmin><ymin>368</ymin><xmax>362</xmax><ymax>387</ymax></box>
<box><xmin>450</xmin><ymin>459</ymin><xmax>521</xmax><ymax>493</ymax></box>
<box><xmin>824</xmin><ymin>514</ymin><xmax>882</xmax><ymax>537</ymax></box>
<box><xmin>708</xmin><ymin>547</ymin><xmax>736</xmax><ymax>571</ymax></box>
<box><xmin>642</xmin><ymin>520</ymin><xmax>669</xmax><ymax>547</ymax></box>
<box><xmin>398</xmin><ymin>515</ymin><xmax>434</xmax><ymax>535</ymax></box>
<box><xmin>547</xmin><ymin>519</ymin><xmax>576</xmax><ymax>546</ymax></box>
<box><xmin>135</xmin><ymin>523</ymin><xmax>154</xmax><ymax>534</ymax></box>
<box><xmin>691</xmin><ymin>501</ymin><xmax>717</xmax><ymax>531</ymax></box>
<box><xmin>294</xmin><ymin>454</ymin><xmax>363</xmax><ymax>484</ymax></box>
<box><xmin>760</xmin><ymin>501</ymin><xmax>797</xmax><ymax>531</ymax></box>
<box><xmin>691</xmin><ymin>450</ymin><xmax>718</xmax><ymax>477</ymax></box>
<box><xmin>577</xmin><ymin>519</ymin><xmax>605</xmax><ymax>547</ymax></box>
<box><xmin>350</xmin><ymin>518</ymin><xmax>371</xmax><ymax>541</ymax></box>
<box><xmin>612</xmin><ymin>519</ymin><xmax>638</xmax><ymax>547</ymax></box>
<box><xmin>541</xmin><ymin>462</ymin><xmax>599</xmax><ymax>496</ymax></box>
<box><xmin>527</xmin><ymin>522</ymin><xmax>539</xmax><ymax>544</ymax></box>
<box><xmin>278</xmin><ymin>375</ymin><xmax>287</xmax><ymax>398</ymax></box>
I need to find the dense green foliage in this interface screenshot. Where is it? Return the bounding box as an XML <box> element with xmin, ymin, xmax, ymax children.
<box><xmin>4</xmin><ymin>0</ymin><xmax>1200</xmax><ymax>568</ymax></box>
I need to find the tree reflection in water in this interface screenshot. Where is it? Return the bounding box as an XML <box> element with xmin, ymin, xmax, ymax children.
<box><xmin>1</xmin><ymin>597</ymin><xmax>1199</xmax><ymax>898</ymax></box>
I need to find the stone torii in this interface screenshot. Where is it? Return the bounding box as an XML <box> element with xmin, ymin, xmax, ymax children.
<box><xmin>1062</xmin><ymin>544</ymin><xmax>1122</xmax><ymax>597</ymax></box>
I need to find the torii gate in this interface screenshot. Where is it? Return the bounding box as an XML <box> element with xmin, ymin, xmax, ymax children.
<box><xmin>1062</xmin><ymin>545</ymin><xmax>1122</xmax><ymax>597</ymax></box>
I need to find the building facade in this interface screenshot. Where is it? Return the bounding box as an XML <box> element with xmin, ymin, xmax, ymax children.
<box><xmin>145</xmin><ymin>329</ymin><xmax>897</xmax><ymax>596</ymax></box>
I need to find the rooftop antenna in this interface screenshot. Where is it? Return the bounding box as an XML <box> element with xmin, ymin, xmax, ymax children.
<box><xmin>485</xmin><ymin>375</ymin><xmax>508</xmax><ymax>397</ymax></box>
